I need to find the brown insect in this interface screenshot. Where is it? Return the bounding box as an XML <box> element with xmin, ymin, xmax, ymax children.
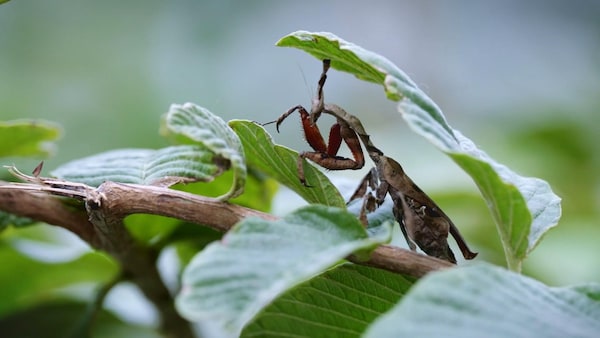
<box><xmin>268</xmin><ymin>59</ymin><xmax>477</xmax><ymax>263</ymax></box>
<box><xmin>349</xmin><ymin>156</ymin><xmax>478</xmax><ymax>263</ymax></box>
<box><xmin>266</xmin><ymin>60</ymin><xmax>365</xmax><ymax>186</ymax></box>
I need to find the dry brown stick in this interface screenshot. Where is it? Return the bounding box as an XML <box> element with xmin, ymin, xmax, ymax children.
<box><xmin>349</xmin><ymin>245</ymin><xmax>453</xmax><ymax>278</ymax></box>
<box><xmin>0</xmin><ymin>178</ymin><xmax>453</xmax><ymax>336</ymax></box>
<box><xmin>1</xmin><ymin>179</ymin><xmax>452</xmax><ymax>279</ymax></box>
<box><xmin>94</xmin><ymin>182</ymin><xmax>278</xmax><ymax>230</ymax></box>
<box><xmin>0</xmin><ymin>180</ymin><xmax>195</xmax><ymax>338</ymax></box>
<box><xmin>97</xmin><ymin>182</ymin><xmax>454</xmax><ymax>277</ymax></box>
<box><xmin>0</xmin><ymin>183</ymin><xmax>94</xmax><ymax>242</ymax></box>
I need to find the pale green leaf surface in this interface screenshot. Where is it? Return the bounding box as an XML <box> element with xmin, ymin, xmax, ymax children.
<box><xmin>365</xmin><ymin>264</ymin><xmax>600</xmax><ymax>338</ymax></box>
<box><xmin>0</xmin><ymin>119</ymin><xmax>61</xmax><ymax>158</ymax></box>
<box><xmin>229</xmin><ymin>120</ymin><xmax>345</xmax><ymax>207</ymax></box>
<box><xmin>242</xmin><ymin>263</ymin><xmax>415</xmax><ymax>338</ymax></box>
<box><xmin>163</xmin><ymin>103</ymin><xmax>246</xmax><ymax>200</ymax></box>
<box><xmin>277</xmin><ymin>31</ymin><xmax>562</xmax><ymax>268</ymax></box>
<box><xmin>176</xmin><ymin>205</ymin><xmax>391</xmax><ymax>337</ymax></box>
<box><xmin>52</xmin><ymin>145</ymin><xmax>223</xmax><ymax>187</ymax></box>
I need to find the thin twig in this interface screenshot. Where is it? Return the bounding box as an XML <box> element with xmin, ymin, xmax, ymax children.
<box><xmin>0</xmin><ymin>178</ymin><xmax>452</xmax><ymax>279</ymax></box>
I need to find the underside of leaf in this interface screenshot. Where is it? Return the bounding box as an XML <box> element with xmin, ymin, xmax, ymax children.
<box><xmin>365</xmin><ymin>264</ymin><xmax>600</xmax><ymax>338</ymax></box>
<box><xmin>176</xmin><ymin>205</ymin><xmax>391</xmax><ymax>337</ymax></box>
<box><xmin>51</xmin><ymin>145</ymin><xmax>226</xmax><ymax>187</ymax></box>
<box><xmin>163</xmin><ymin>103</ymin><xmax>246</xmax><ymax>200</ymax></box>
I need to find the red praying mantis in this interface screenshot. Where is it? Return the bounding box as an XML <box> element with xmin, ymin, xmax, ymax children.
<box><xmin>266</xmin><ymin>59</ymin><xmax>477</xmax><ymax>263</ymax></box>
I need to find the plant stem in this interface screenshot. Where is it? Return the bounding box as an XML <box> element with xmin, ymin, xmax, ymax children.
<box><xmin>0</xmin><ymin>178</ymin><xmax>456</xmax><ymax>335</ymax></box>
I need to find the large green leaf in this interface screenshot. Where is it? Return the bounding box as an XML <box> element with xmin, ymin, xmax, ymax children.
<box><xmin>176</xmin><ymin>205</ymin><xmax>391</xmax><ymax>337</ymax></box>
<box><xmin>162</xmin><ymin>103</ymin><xmax>246</xmax><ymax>200</ymax></box>
<box><xmin>0</xmin><ymin>244</ymin><xmax>117</xmax><ymax>316</ymax></box>
<box><xmin>277</xmin><ymin>31</ymin><xmax>562</xmax><ymax>270</ymax></box>
<box><xmin>365</xmin><ymin>263</ymin><xmax>600</xmax><ymax>338</ymax></box>
<box><xmin>0</xmin><ymin>300</ymin><xmax>161</xmax><ymax>338</ymax></box>
<box><xmin>51</xmin><ymin>145</ymin><xmax>226</xmax><ymax>188</ymax></box>
<box><xmin>229</xmin><ymin>120</ymin><xmax>345</xmax><ymax>208</ymax></box>
<box><xmin>0</xmin><ymin>119</ymin><xmax>61</xmax><ymax>158</ymax></box>
<box><xmin>242</xmin><ymin>263</ymin><xmax>415</xmax><ymax>338</ymax></box>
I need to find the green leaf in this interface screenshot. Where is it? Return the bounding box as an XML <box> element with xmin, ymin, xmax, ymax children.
<box><xmin>0</xmin><ymin>211</ymin><xmax>35</xmax><ymax>232</ymax></box>
<box><xmin>176</xmin><ymin>205</ymin><xmax>391</xmax><ymax>337</ymax></box>
<box><xmin>365</xmin><ymin>264</ymin><xmax>600</xmax><ymax>338</ymax></box>
<box><xmin>242</xmin><ymin>263</ymin><xmax>415</xmax><ymax>338</ymax></box>
<box><xmin>226</xmin><ymin>172</ymin><xmax>278</xmax><ymax>212</ymax></box>
<box><xmin>51</xmin><ymin>145</ymin><xmax>226</xmax><ymax>187</ymax></box>
<box><xmin>0</xmin><ymin>300</ymin><xmax>162</xmax><ymax>338</ymax></box>
<box><xmin>0</xmin><ymin>244</ymin><xmax>118</xmax><ymax>316</ymax></box>
<box><xmin>163</xmin><ymin>103</ymin><xmax>246</xmax><ymax>200</ymax></box>
<box><xmin>173</xmin><ymin>169</ymin><xmax>278</xmax><ymax>212</ymax></box>
<box><xmin>124</xmin><ymin>214</ymin><xmax>181</xmax><ymax>245</ymax></box>
<box><xmin>277</xmin><ymin>31</ymin><xmax>562</xmax><ymax>270</ymax></box>
<box><xmin>125</xmin><ymin>215</ymin><xmax>222</xmax><ymax>249</ymax></box>
<box><xmin>0</xmin><ymin>119</ymin><xmax>61</xmax><ymax>158</ymax></box>
<box><xmin>166</xmin><ymin>223</ymin><xmax>224</xmax><ymax>264</ymax></box>
<box><xmin>448</xmin><ymin>151</ymin><xmax>540</xmax><ymax>265</ymax></box>
<box><xmin>276</xmin><ymin>31</ymin><xmax>410</xmax><ymax>101</ymax></box>
<box><xmin>229</xmin><ymin>119</ymin><xmax>346</xmax><ymax>208</ymax></box>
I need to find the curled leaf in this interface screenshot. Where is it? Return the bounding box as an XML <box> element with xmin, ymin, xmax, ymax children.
<box><xmin>163</xmin><ymin>103</ymin><xmax>246</xmax><ymax>200</ymax></box>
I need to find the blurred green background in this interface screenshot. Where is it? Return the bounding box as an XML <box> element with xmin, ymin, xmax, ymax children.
<box><xmin>1</xmin><ymin>0</ymin><xmax>599</xmax><ymax>291</ymax></box>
